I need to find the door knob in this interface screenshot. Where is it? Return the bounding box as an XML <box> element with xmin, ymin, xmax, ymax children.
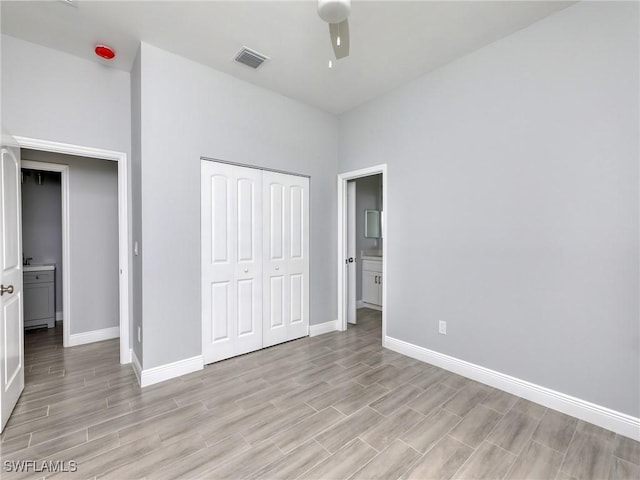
<box><xmin>275</xmin><ymin>266</ymin><xmax>279</xmax><ymax>270</ymax></box>
<box><xmin>0</xmin><ymin>284</ymin><xmax>14</xmax><ymax>296</ymax></box>
<box><xmin>244</xmin><ymin>268</ymin><xmax>249</xmax><ymax>273</ymax></box>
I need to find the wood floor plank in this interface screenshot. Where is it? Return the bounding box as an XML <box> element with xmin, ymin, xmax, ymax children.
<box><xmin>613</xmin><ymin>434</ymin><xmax>640</xmax><ymax>465</ymax></box>
<box><xmin>401</xmin><ymin>408</ymin><xmax>463</xmax><ymax>454</ymax></box>
<box><xmin>151</xmin><ymin>433</ymin><xmax>251</xmax><ymax>480</ymax></box>
<box><xmin>242</xmin><ymin>402</ymin><xmax>316</xmax><ymax>445</ymax></box>
<box><xmin>408</xmin><ymin>383</ymin><xmax>458</xmax><ymax>416</ymax></box>
<box><xmin>452</xmin><ymin>441</ymin><xmax>517</xmax><ymax>479</ymax></box>
<box><xmin>402</xmin><ymin>435</ymin><xmax>473</xmax><ymax>480</ymax></box>
<box><xmin>272</xmin><ymin>407</ymin><xmax>346</xmax><ymax>453</ymax></box>
<box><xmin>531</xmin><ymin>408</ymin><xmax>578</xmax><ymax>454</ymax></box>
<box><xmin>609</xmin><ymin>456</ymin><xmax>640</xmax><ymax>480</ymax></box>
<box><xmin>315</xmin><ymin>406</ymin><xmax>385</xmax><ymax>453</ymax></box>
<box><xmin>48</xmin><ymin>434</ymin><xmax>162</xmax><ymax>480</ymax></box>
<box><xmin>87</xmin><ymin>398</ymin><xmax>179</xmax><ymax>441</ymax></box>
<box><xmin>361</xmin><ymin>406</ymin><xmax>425</xmax><ymax>452</ymax></box>
<box><xmin>486</xmin><ymin>408</ymin><xmax>542</xmax><ymax>454</ymax></box>
<box><xmin>442</xmin><ymin>383</ymin><xmax>491</xmax><ymax>418</ymax></box>
<box><xmin>299</xmin><ymin>438</ymin><xmax>378</xmax><ymax>480</ymax></box>
<box><xmin>349</xmin><ymin>439</ymin><xmax>420</xmax><ymax>480</ymax></box>
<box><xmin>480</xmin><ymin>388</ymin><xmax>518</xmax><ymax>414</ymax></box>
<box><xmin>245</xmin><ymin>439</ymin><xmax>330</xmax><ymax>480</ymax></box>
<box><xmin>333</xmin><ymin>383</ymin><xmax>389</xmax><ymax>416</ymax></box>
<box><xmin>203</xmin><ymin>440</ymin><xmax>284</xmax><ymax>479</ymax></box>
<box><xmin>449</xmin><ymin>404</ymin><xmax>503</xmax><ymax>449</ymax></box>
<box><xmin>5</xmin><ymin>429</ymin><xmax>87</xmax><ymax>462</ymax></box>
<box><xmin>560</xmin><ymin>421</ymin><xmax>615</xmax><ymax>479</ymax></box>
<box><xmin>98</xmin><ymin>433</ymin><xmax>206</xmax><ymax>479</ymax></box>
<box><xmin>505</xmin><ymin>440</ymin><xmax>564</xmax><ymax>480</ymax></box>
<box><xmin>369</xmin><ymin>383</ymin><xmax>422</xmax><ymax>417</ymax></box>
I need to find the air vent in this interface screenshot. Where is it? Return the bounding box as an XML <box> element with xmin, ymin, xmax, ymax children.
<box><xmin>234</xmin><ymin>47</ymin><xmax>269</xmax><ymax>69</ymax></box>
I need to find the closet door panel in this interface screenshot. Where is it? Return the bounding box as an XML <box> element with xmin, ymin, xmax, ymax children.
<box><xmin>202</xmin><ymin>161</ymin><xmax>262</xmax><ymax>364</ymax></box>
<box><xmin>263</xmin><ymin>173</ymin><xmax>290</xmax><ymax>347</ymax></box>
<box><xmin>263</xmin><ymin>171</ymin><xmax>309</xmax><ymax>347</ymax></box>
<box><xmin>287</xmin><ymin>176</ymin><xmax>310</xmax><ymax>341</ymax></box>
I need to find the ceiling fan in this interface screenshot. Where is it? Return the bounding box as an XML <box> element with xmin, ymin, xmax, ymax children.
<box><xmin>318</xmin><ymin>0</ymin><xmax>350</xmax><ymax>59</ymax></box>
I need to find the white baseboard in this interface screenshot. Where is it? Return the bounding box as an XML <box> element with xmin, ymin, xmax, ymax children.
<box><xmin>131</xmin><ymin>349</ymin><xmax>142</xmax><ymax>386</ymax></box>
<box><xmin>385</xmin><ymin>336</ymin><xmax>640</xmax><ymax>441</ymax></box>
<box><xmin>309</xmin><ymin>319</ymin><xmax>339</xmax><ymax>337</ymax></box>
<box><xmin>137</xmin><ymin>355</ymin><xmax>203</xmax><ymax>388</ymax></box>
<box><xmin>121</xmin><ymin>347</ymin><xmax>132</xmax><ymax>365</ymax></box>
<box><xmin>68</xmin><ymin>326</ymin><xmax>119</xmax><ymax>347</ymax></box>
<box><xmin>56</xmin><ymin>311</ymin><xmax>63</xmax><ymax>321</ymax></box>
<box><xmin>357</xmin><ymin>301</ymin><xmax>382</xmax><ymax>311</ymax></box>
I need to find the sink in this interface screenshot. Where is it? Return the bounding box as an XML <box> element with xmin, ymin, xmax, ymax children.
<box><xmin>24</xmin><ymin>264</ymin><xmax>55</xmax><ymax>272</ymax></box>
<box><xmin>361</xmin><ymin>250</ymin><xmax>382</xmax><ymax>260</ymax></box>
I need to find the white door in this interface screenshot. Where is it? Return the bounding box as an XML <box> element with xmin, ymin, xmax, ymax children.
<box><xmin>1</xmin><ymin>141</ymin><xmax>24</xmax><ymax>432</ymax></box>
<box><xmin>263</xmin><ymin>171</ymin><xmax>309</xmax><ymax>347</ymax></box>
<box><xmin>201</xmin><ymin>161</ymin><xmax>263</xmax><ymax>364</ymax></box>
<box><xmin>346</xmin><ymin>181</ymin><xmax>357</xmax><ymax>324</ymax></box>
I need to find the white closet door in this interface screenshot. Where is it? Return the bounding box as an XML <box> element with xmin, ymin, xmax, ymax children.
<box><xmin>201</xmin><ymin>161</ymin><xmax>263</xmax><ymax>364</ymax></box>
<box><xmin>263</xmin><ymin>171</ymin><xmax>309</xmax><ymax>347</ymax></box>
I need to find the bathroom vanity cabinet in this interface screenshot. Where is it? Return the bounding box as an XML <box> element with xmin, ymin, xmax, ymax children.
<box><xmin>362</xmin><ymin>257</ymin><xmax>382</xmax><ymax>308</ymax></box>
<box><xmin>23</xmin><ymin>265</ymin><xmax>55</xmax><ymax>329</ymax></box>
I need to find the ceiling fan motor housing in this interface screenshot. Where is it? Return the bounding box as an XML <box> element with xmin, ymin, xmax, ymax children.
<box><xmin>318</xmin><ymin>0</ymin><xmax>351</xmax><ymax>24</ymax></box>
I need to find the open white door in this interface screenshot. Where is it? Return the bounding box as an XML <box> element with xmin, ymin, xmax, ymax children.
<box><xmin>346</xmin><ymin>181</ymin><xmax>357</xmax><ymax>325</ymax></box>
<box><xmin>1</xmin><ymin>139</ymin><xmax>24</xmax><ymax>432</ymax></box>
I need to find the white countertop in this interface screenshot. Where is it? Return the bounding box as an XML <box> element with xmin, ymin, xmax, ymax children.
<box><xmin>361</xmin><ymin>250</ymin><xmax>382</xmax><ymax>261</ymax></box>
<box><xmin>24</xmin><ymin>264</ymin><xmax>55</xmax><ymax>272</ymax></box>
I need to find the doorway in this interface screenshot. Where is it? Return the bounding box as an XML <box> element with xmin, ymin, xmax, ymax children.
<box><xmin>15</xmin><ymin>137</ymin><xmax>130</xmax><ymax>365</ymax></box>
<box><xmin>337</xmin><ymin>165</ymin><xmax>387</xmax><ymax>344</ymax></box>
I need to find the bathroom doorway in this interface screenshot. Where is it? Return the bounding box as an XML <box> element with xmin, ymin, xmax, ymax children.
<box><xmin>346</xmin><ymin>174</ymin><xmax>383</xmax><ymax>337</ymax></box>
<box><xmin>338</xmin><ymin>165</ymin><xmax>387</xmax><ymax>344</ymax></box>
<box><xmin>21</xmin><ymin>165</ymin><xmax>64</xmax><ymax>350</ymax></box>
<box><xmin>14</xmin><ymin>136</ymin><xmax>131</xmax><ymax>367</ymax></box>
<box><xmin>20</xmin><ymin>150</ymin><xmax>121</xmax><ymax>356</ymax></box>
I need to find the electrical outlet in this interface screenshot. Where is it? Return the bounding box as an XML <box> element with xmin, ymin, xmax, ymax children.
<box><xmin>138</xmin><ymin>326</ymin><xmax>141</xmax><ymax>343</ymax></box>
<box><xmin>439</xmin><ymin>320</ymin><xmax>447</xmax><ymax>335</ymax></box>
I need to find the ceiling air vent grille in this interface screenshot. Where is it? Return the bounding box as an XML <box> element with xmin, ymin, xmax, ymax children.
<box><xmin>234</xmin><ymin>47</ymin><xmax>269</xmax><ymax>69</ymax></box>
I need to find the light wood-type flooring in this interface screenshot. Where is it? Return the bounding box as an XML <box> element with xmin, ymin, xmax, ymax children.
<box><xmin>2</xmin><ymin>310</ymin><xmax>639</xmax><ymax>479</ymax></box>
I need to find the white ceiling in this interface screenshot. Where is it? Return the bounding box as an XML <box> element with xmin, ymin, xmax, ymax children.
<box><xmin>1</xmin><ymin>1</ymin><xmax>574</xmax><ymax>114</ymax></box>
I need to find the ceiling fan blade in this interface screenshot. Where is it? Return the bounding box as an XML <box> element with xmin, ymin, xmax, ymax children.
<box><xmin>329</xmin><ymin>19</ymin><xmax>350</xmax><ymax>59</ymax></box>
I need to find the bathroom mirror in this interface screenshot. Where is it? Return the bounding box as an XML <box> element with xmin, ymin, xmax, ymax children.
<box><xmin>365</xmin><ymin>210</ymin><xmax>381</xmax><ymax>238</ymax></box>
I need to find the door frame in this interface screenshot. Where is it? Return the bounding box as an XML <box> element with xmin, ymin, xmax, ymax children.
<box><xmin>15</xmin><ymin>137</ymin><xmax>131</xmax><ymax>364</ymax></box>
<box><xmin>337</xmin><ymin>164</ymin><xmax>387</xmax><ymax>342</ymax></box>
<box><xmin>20</xmin><ymin>160</ymin><xmax>70</xmax><ymax>343</ymax></box>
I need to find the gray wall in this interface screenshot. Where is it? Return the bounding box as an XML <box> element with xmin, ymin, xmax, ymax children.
<box><xmin>21</xmin><ymin>170</ymin><xmax>63</xmax><ymax>314</ymax></box>
<box><xmin>138</xmin><ymin>43</ymin><xmax>339</xmax><ymax>369</ymax></box>
<box><xmin>355</xmin><ymin>174</ymin><xmax>382</xmax><ymax>301</ymax></box>
<box><xmin>339</xmin><ymin>2</ymin><xmax>639</xmax><ymax>416</ymax></box>
<box><xmin>1</xmin><ymin>35</ymin><xmax>130</xmax><ymax>155</ymax></box>
<box><xmin>22</xmin><ymin>150</ymin><xmax>120</xmax><ymax>335</ymax></box>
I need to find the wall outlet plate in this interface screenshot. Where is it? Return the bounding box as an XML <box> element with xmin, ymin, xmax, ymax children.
<box><xmin>439</xmin><ymin>320</ymin><xmax>447</xmax><ymax>335</ymax></box>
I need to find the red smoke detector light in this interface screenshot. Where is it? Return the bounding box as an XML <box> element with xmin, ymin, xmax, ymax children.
<box><xmin>95</xmin><ymin>45</ymin><xmax>115</xmax><ymax>60</ymax></box>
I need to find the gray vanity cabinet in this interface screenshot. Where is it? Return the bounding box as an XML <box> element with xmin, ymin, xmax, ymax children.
<box><xmin>24</xmin><ymin>269</ymin><xmax>55</xmax><ymax>328</ymax></box>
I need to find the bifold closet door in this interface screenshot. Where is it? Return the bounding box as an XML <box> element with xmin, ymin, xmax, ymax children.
<box><xmin>201</xmin><ymin>161</ymin><xmax>263</xmax><ymax>364</ymax></box>
<box><xmin>262</xmin><ymin>171</ymin><xmax>310</xmax><ymax>347</ymax></box>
